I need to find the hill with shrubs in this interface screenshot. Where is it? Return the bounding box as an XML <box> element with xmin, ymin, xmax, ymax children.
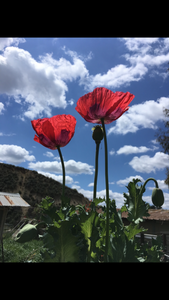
<box><xmin>0</xmin><ymin>163</ymin><xmax>90</xmax><ymax>225</ymax></box>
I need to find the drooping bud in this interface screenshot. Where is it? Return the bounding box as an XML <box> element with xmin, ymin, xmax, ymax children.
<box><xmin>92</xmin><ymin>125</ymin><xmax>104</xmax><ymax>143</ymax></box>
<box><xmin>152</xmin><ymin>188</ymin><xmax>164</xmax><ymax>208</ymax></box>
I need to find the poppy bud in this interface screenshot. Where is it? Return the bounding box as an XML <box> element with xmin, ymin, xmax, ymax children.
<box><xmin>152</xmin><ymin>188</ymin><xmax>164</xmax><ymax>208</ymax></box>
<box><xmin>92</xmin><ymin>125</ymin><xmax>104</xmax><ymax>143</ymax></box>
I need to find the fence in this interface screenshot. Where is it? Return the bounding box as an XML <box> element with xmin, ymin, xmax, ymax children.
<box><xmin>135</xmin><ymin>232</ymin><xmax>169</xmax><ymax>262</ymax></box>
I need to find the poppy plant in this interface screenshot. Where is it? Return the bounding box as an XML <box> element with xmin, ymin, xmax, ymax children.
<box><xmin>75</xmin><ymin>87</ymin><xmax>135</xmax><ymax>262</ymax></box>
<box><xmin>31</xmin><ymin>114</ymin><xmax>76</xmax><ymax>206</ymax></box>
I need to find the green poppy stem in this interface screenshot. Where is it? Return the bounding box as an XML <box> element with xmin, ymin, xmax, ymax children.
<box><xmin>57</xmin><ymin>146</ymin><xmax>65</xmax><ymax>207</ymax></box>
<box><xmin>101</xmin><ymin>118</ymin><xmax>109</xmax><ymax>262</ymax></box>
<box><xmin>93</xmin><ymin>141</ymin><xmax>100</xmax><ymax>200</ymax></box>
<box><xmin>139</xmin><ymin>178</ymin><xmax>159</xmax><ymax>199</ymax></box>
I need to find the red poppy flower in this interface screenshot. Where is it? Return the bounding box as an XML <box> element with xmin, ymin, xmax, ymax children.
<box><xmin>75</xmin><ymin>87</ymin><xmax>135</xmax><ymax>124</ymax></box>
<box><xmin>31</xmin><ymin>114</ymin><xmax>76</xmax><ymax>150</ymax></box>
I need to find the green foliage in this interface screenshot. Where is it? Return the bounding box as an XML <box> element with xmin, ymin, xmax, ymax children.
<box><xmin>4</xmin><ymin>178</ymin><xmax>164</xmax><ymax>262</ymax></box>
<box><xmin>0</xmin><ymin>233</ymin><xmax>44</xmax><ymax>262</ymax></box>
<box><xmin>123</xmin><ymin>178</ymin><xmax>150</xmax><ymax>224</ymax></box>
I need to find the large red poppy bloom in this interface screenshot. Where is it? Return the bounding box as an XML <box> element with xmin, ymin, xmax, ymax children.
<box><xmin>31</xmin><ymin>114</ymin><xmax>76</xmax><ymax>150</ymax></box>
<box><xmin>75</xmin><ymin>87</ymin><xmax>135</xmax><ymax>124</ymax></box>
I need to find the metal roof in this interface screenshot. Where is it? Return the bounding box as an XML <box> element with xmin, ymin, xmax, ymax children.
<box><xmin>96</xmin><ymin>207</ymin><xmax>169</xmax><ymax>221</ymax></box>
<box><xmin>0</xmin><ymin>192</ymin><xmax>30</xmax><ymax>207</ymax></box>
<box><xmin>117</xmin><ymin>209</ymin><xmax>169</xmax><ymax>221</ymax></box>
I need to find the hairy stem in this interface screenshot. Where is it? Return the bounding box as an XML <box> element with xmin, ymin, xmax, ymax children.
<box><xmin>101</xmin><ymin>118</ymin><xmax>109</xmax><ymax>262</ymax></box>
<box><xmin>93</xmin><ymin>141</ymin><xmax>100</xmax><ymax>200</ymax></box>
<box><xmin>57</xmin><ymin>146</ymin><xmax>65</xmax><ymax>207</ymax></box>
<box><xmin>139</xmin><ymin>178</ymin><xmax>159</xmax><ymax>198</ymax></box>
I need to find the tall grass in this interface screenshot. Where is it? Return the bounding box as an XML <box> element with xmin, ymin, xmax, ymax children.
<box><xmin>0</xmin><ymin>231</ymin><xmax>44</xmax><ymax>262</ymax></box>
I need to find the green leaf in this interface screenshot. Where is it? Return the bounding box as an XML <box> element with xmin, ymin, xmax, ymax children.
<box><xmin>93</xmin><ymin>197</ymin><xmax>105</xmax><ymax>207</ymax></box>
<box><xmin>123</xmin><ymin>178</ymin><xmax>149</xmax><ymax>223</ymax></box>
<box><xmin>80</xmin><ymin>211</ymin><xmax>100</xmax><ymax>259</ymax></box>
<box><xmin>124</xmin><ymin>223</ymin><xmax>147</xmax><ymax>240</ymax></box>
<box><xmin>43</xmin><ymin>221</ymin><xmax>81</xmax><ymax>262</ymax></box>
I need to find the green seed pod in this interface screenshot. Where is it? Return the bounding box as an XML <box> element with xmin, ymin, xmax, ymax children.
<box><xmin>92</xmin><ymin>125</ymin><xmax>104</xmax><ymax>143</ymax></box>
<box><xmin>152</xmin><ymin>188</ymin><xmax>164</xmax><ymax>208</ymax></box>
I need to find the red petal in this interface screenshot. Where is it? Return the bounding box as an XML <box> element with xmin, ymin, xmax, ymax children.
<box><xmin>33</xmin><ymin>134</ymin><xmax>56</xmax><ymax>150</ymax></box>
<box><xmin>75</xmin><ymin>87</ymin><xmax>135</xmax><ymax>124</ymax></box>
<box><xmin>31</xmin><ymin>115</ymin><xmax>76</xmax><ymax>149</ymax></box>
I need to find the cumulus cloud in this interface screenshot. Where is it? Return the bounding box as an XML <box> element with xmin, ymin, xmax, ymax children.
<box><xmin>122</xmin><ymin>38</ymin><xmax>169</xmax><ymax>64</ymax></box>
<box><xmin>121</xmin><ymin>38</ymin><xmax>159</xmax><ymax>53</ymax></box>
<box><xmin>0</xmin><ymin>144</ymin><xmax>35</xmax><ymax>164</ymax></box>
<box><xmin>0</xmin><ymin>102</ymin><xmax>5</xmax><ymax>114</ymax></box>
<box><xmin>43</xmin><ymin>151</ymin><xmax>54</xmax><ymax>158</ymax></box>
<box><xmin>80</xmin><ymin>38</ymin><xmax>169</xmax><ymax>91</ymax></box>
<box><xmin>116</xmin><ymin>145</ymin><xmax>159</xmax><ymax>155</ymax></box>
<box><xmin>1</xmin><ymin>38</ymin><xmax>169</xmax><ymax>121</ymax></box>
<box><xmin>71</xmin><ymin>184</ymin><xmax>125</xmax><ymax>208</ymax></box>
<box><xmin>107</xmin><ymin>96</ymin><xmax>169</xmax><ymax>135</ymax></box>
<box><xmin>0</xmin><ymin>42</ymin><xmax>89</xmax><ymax>120</ymax></box>
<box><xmin>37</xmin><ymin>171</ymin><xmax>73</xmax><ymax>185</ymax></box>
<box><xmin>0</xmin><ymin>38</ymin><xmax>26</xmax><ymax>51</ymax></box>
<box><xmin>81</xmin><ymin>63</ymin><xmax>148</xmax><ymax>91</ymax></box>
<box><xmin>146</xmin><ymin>179</ymin><xmax>169</xmax><ymax>191</ymax></box>
<box><xmin>68</xmin><ymin>99</ymin><xmax>74</xmax><ymax>105</ymax></box>
<box><xmin>28</xmin><ymin>159</ymin><xmax>94</xmax><ymax>175</ymax></box>
<box><xmin>72</xmin><ymin>179</ymin><xmax>169</xmax><ymax>209</ymax></box>
<box><xmin>0</xmin><ymin>46</ymin><xmax>68</xmax><ymax>119</ymax></box>
<box><xmin>116</xmin><ymin>175</ymin><xmax>145</xmax><ymax>187</ymax></box>
<box><xmin>109</xmin><ymin>149</ymin><xmax>115</xmax><ymax>155</ymax></box>
<box><xmin>129</xmin><ymin>152</ymin><xmax>169</xmax><ymax>174</ymax></box>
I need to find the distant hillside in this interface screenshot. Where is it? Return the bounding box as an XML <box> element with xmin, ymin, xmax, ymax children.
<box><xmin>0</xmin><ymin>163</ymin><xmax>90</xmax><ymax>225</ymax></box>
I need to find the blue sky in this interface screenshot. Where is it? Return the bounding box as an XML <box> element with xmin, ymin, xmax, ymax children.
<box><xmin>0</xmin><ymin>37</ymin><xmax>169</xmax><ymax>209</ymax></box>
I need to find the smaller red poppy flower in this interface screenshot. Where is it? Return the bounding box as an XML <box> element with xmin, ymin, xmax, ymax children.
<box><xmin>75</xmin><ymin>87</ymin><xmax>135</xmax><ymax>124</ymax></box>
<box><xmin>31</xmin><ymin>114</ymin><xmax>76</xmax><ymax>150</ymax></box>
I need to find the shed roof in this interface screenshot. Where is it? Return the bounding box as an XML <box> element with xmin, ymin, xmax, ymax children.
<box><xmin>0</xmin><ymin>192</ymin><xmax>30</xmax><ymax>207</ymax></box>
<box><xmin>117</xmin><ymin>209</ymin><xmax>169</xmax><ymax>221</ymax></box>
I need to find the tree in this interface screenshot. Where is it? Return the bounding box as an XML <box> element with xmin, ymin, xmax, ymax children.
<box><xmin>155</xmin><ymin>108</ymin><xmax>169</xmax><ymax>187</ymax></box>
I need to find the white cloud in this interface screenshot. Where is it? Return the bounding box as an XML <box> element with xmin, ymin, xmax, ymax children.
<box><xmin>146</xmin><ymin>179</ymin><xmax>169</xmax><ymax>191</ymax></box>
<box><xmin>81</xmin><ymin>63</ymin><xmax>148</xmax><ymax>91</ymax></box>
<box><xmin>0</xmin><ymin>46</ymin><xmax>68</xmax><ymax>119</ymax></box>
<box><xmin>0</xmin><ymin>38</ymin><xmax>26</xmax><ymax>51</ymax></box>
<box><xmin>116</xmin><ymin>145</ymin><xmax>159</xmax><ymax>155</ymax></box>
<box><xmin>68</xmin><ymin>99</ymin><xmax>74</xmax><ymax>105</ymax></box>
<box><xmin>71</xmin><ymin>184</ymin><xmax>125</xmax><ymax>208</ymax></box>
<box><xmin>108</xmin><ymin>96</ymin><xmax>169</xmax><ymax>136</ymax></box>
<box><xmin>129</xmin><ymin>152</ymin><xmax>169</xmax><ymax>174</ymax></box>
<box><xmin>72</xmin><ymin>180</ymin><xmax>169</xmax><ymax>209</ymax></box>
<box><xmin>109</xmin><ymin>149</ymin><xmax>115</xmax><ymax>155</ymax></box>
<box><xmin>0</xmin><ymin>144</ymin><xmax>35</xmax><ymax>164</ymax></box>
<box><xmin>0</xmin><ymin>102</ymin><xmax>4</xmax><ymax>114</ymax></box>
<box><xmin>43</xmin><ymin>151</ymin><xmax>54</xmax><ymax>158</ymax></box>
<box><xmin>0</xmin><ymin>132</ymin><xmax>16</xmax><ymax>136</ymax></box>
<box><xmin>80</xmin><ymin>38</ymin><xmax>169</xmax><ymax>91</ymax></box>
<box><xmin>121</xmin><ymin>38</ymin><xmax>159</xmax><ymax>53</ymax></box>
<box><xmin>0</xmin><ymin>45</ymin><xmax>89</xmax><ymax>120</ymax></box>
<box><xmin>88</xmin><ymin>182</ymin><xmax>94</xmax><ymax>187</ymax></box>
<box><xmin>37</xmin><ymin>171</ymin><xmax>73</xmax><ymax>185</ymax></box>
<box><xmin>150</xmin><ymin>139</ymin><xmax>159</xmax><ymax>145</ymax></box>
<box><xmin>142</xmin><ymin>192</ymin><xmax>169</xmax><ymax>209</ymax></box>
<box><xmin>41</xmin><ymin>48</ymin><xmax>89</xmax><ymax>82</ymax></box>
<box><xmin>116</xmin><ymin>175</ymin><xmax>145</xmax><ymax>187</ymax></box>
<box><xmin>28</xmin><ymin>159</ymin><xmax>94</xmax><ymax>175</ymax></box>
